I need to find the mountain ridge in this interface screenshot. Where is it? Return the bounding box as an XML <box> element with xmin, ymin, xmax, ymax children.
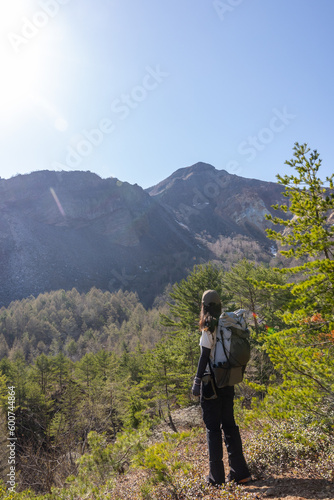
<box><xmin>146</xmin><ymin>162</ymin><xmax>287</xmax><ymax>245</ymax></box>
<box><xmin>0</xmin><ymin>169</ymin><xmax>207</xmax><ymax>307</ymax></box>
<box><xmin>0</xmin><ymin>164</ymin><xmax>287</xmax><ymax>307</ymax></box>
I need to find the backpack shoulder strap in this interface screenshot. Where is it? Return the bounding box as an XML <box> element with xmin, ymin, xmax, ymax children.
<box><xmin>216</xmin><ymin>318</ymin><xmax>231</xmax><ymax>366</ymax></box>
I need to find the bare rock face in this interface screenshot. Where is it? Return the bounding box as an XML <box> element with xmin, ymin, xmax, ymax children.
<box><xmin>0</xmin><ymin>164</ymin><xmax>288</xmax><ymax>307</ymax></box>
<box><xmin>0</xmin><ymin>171</ymin><xmax>205</xmax><ymax>307</ymax></box>
<box><xmin>147</xmin><ymin>162</ymin><xmax>288</xmax><ymax>245</ymax></box>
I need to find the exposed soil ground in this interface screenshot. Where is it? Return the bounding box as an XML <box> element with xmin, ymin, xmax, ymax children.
<box><xmin>110</xmin><ymin>426</ymin><xmax>334</xmax><ymax>500</ymax></box>
<box><xmin>123</xmin><ymin>406</ymin><xmax>333</xmax><ymax>500</ymax></box>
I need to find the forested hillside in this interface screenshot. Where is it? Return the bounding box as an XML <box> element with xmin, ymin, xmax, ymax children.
<box><xmin>0</xmin><ymin>144</ymin><xmax>333</xmax><ymax>499</ymax></box>
<box><xmin>0</xmin><ymin>288</ymin><xmax>166</xmax><ymax>361</ymax></box>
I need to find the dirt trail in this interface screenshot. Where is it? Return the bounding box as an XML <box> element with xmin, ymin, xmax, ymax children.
<box><xmin>242</xmin><ymin>476</ymin><xmax>334</xmax><ymax>500</ymax></box>
<box><xmin>169</xmin><ymin>406</ymin><xmax>334</xmax><ymax>500</ymax></box>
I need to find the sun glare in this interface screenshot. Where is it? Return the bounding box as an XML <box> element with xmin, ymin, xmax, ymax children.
<box><xmin>0</xmin><ymin>1</ymin><xmax>29</xmax><ymax>26</ymax></box>
<box><xmin>0</xmin><ymin>49</ymin><xmax>41</xmax><ymax>118</ymax></box>
<box><xmin>0</xmin><ymin>1</ymin><xmax>49</xmax><ymax>122</ymax></box>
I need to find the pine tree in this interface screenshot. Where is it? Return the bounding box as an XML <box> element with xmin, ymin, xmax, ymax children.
<box><xmin>141</xmin><ymin>341</ymin><xmax>181</xmax><ymax>431</ymax></box>
<box><xmin>223</xmin><ymin>259</ymin><xmax>291</xmax><ymax>332</ymax></box>
<box><xmin>161</xmin><ymin>262</ymin><xmax>229</xmax><ymax>334</ymax></box>
<box><xmin>262</xmin><ymin>143</ymin><xmax>334</xmax><ymax>426</ymax></box>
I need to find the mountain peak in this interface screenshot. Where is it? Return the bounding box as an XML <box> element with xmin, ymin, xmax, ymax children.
<box><xmin>182</xmin><ymin>161</ymin><xmax>215</xmax><ymax>173</ymax></box>
<box><xmin>147</xmin><ymin>163</ymin><xmax>287</xmax><ymax>244</ymax></box>
<box><xmin>147</xmin><ymin>162</ymin><xmax>229</xmax><ymax>196</ymax></box>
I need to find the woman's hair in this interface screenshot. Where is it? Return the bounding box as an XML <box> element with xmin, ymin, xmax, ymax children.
<box><xmin>199</xmin><ymin>302</ymin><xmax>222</xmax><ymax>332</ymax></box>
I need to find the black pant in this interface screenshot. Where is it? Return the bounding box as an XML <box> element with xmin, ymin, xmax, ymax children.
<box><xmin>201</xmin><ymin>385</ymin><xmax>250</xmax><ymax>485</ymax></box>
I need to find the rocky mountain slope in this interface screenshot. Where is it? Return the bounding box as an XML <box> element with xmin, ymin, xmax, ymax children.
<box><xmin>147</xmin><ymin>162</ymin><xmax>287</xmax><ymax>245</ymax></box>
<box><xmin>0</xmin><ymin>170</ymin><xmax>206</xmax><ymax>307</ymax></box>
<box><xmin>0</xmin><ymin>164</ymin><xmax>288</xmax><ymax>307</ymax></box>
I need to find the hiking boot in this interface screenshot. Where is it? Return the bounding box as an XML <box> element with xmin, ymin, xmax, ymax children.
<box><xmin>206</xmin><ymin>475</ymin><xmax>224</xmax><ymax>487</ymax></box>
<box><xmin>236</xmin><ymin>476</ymin><xmax>252</xmax><ymax>485</ymax></box>
<box><xmin>227</xmin><ymin>475</ymin><xmax>253</xmax><ymax>485</ymax></box>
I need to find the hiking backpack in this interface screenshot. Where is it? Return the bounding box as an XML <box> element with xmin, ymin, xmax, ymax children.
<box><xmin>210</xmin><ymin>309</ymin><xmax>251</xmax><ymax>387</ymax></box>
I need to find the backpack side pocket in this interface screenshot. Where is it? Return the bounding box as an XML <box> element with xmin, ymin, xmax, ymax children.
<box><xmin>201</xmin><ymin>374</ymin><xmax>217</xmax><ymax>400</ymax></box>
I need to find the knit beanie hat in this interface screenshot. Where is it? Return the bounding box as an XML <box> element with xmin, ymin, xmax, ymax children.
<box><xmin>201</xmin><ymin>290</ymin><xmax>221</xmax><ymax>306</ymax></box>
<box><xmin>201</xmin><ymin>290</ymin><xmax>221</xmax><ymax>322</ymax></box>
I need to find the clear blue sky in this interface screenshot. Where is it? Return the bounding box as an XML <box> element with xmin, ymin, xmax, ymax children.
<box><xmin>1</xmin><ymin>0</ymin><xmax>333</xmax><ymax>188</ymax></box>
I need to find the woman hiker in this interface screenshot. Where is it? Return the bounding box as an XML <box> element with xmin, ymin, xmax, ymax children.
<box><xmin>192</xmin><ymin>289</ymin><xmax>251</xmax><ymax>487</ymax></box>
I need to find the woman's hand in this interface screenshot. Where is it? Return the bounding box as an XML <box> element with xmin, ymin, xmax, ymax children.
<box><xmin>192</xmin><ymin>376</ymin><xmax>201</xmax><ymax>397</ymax></box>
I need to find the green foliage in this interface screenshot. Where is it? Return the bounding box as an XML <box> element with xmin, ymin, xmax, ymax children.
<box><xmin>266</xmin><ymin>142</ymin><xmax>334</xmax><ymax>318</ymax></box>
<box><xmin>136</xmin><ymin>432</ymin><xmax>191</xmax><ymax>483</ymax></box>
<box><xmin>0</xmin><ymin>289</ymin><xmax>165</xmax><ymax>362</ymax></box>
<box><xmin>139</xmin><ymin>341</ymin><xmax>180</xmax><ymax>430</ymax></box>
<box><xmin>0</xmin><ymin>350</ymin><xmax>128</xmax><ymax>493</ymax></box>
<box><xmin>161</xmin><ymin>262</ymin><xmax>229</xmax><ymax>334</ymax></box>
<box><xmin>75</xmin><ymin>427</ymin><xmax>148</xmax><ymax>482</ymax></box>
<box><xmin>46</xmin><ymin>426</ymin><xmax>149</xmax><ymax>500</ymax></box>
<box><xmin>0</xmin><ymin>375</ymin><xmax>8</xmax><ymax>409</ymax></box>
<box><xmin>259</xmin><ymin>143</ymin><xmax>334</xmax><ymax>428</ymax></box>
<box><xmin>135</xmin><ymin>431</ymin><xmax>193</xmax><ymax>498</ymax></box>
<box><xmin>0</xmin><ymin>482</ymin><xmax>46</xmax><ymax>499</ymax></box>
<box><xmin>246</xmin><ymin>419</ymin><xmax>334</xmax><ymax>481</ymax></box>
<box><xmin>223</xmin><ymin>259</ymin><xmax>291</xmax><ymax>330</ymax></box>
<box><xmin>266</xmin><ymin>142</ymin><xmax>334</xmax><ymax>260</ymax></box>
<box><xmin>130</xmin><ymin>428</ymin><xmax>257</xmax><ymax>500</ymax></box>
<box><xmin>261</xmin><ymin>328</ymin><xmax>334</xmax><ymax>425</ymax></box>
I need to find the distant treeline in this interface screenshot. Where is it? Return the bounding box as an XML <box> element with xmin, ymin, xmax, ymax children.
<box><xmin>0</xmin><ymin>288</ymin><xmax>167</xmax><ymax>362</ymax></box>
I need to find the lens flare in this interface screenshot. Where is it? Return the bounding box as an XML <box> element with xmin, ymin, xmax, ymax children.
<box><xmin>50</xmin><ymin>187</ymin><xmax>66</xmax><ymax>217</ymax></box>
